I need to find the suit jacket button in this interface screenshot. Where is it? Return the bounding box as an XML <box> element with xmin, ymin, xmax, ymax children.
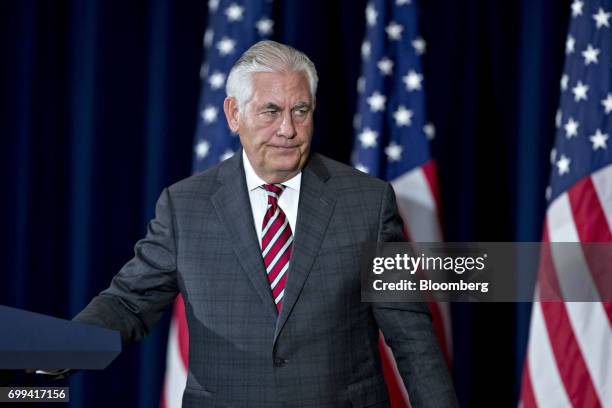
<box><xmin>274</xmin><ymin>357</ymin><xmax>287</xmax><ymax>367</ymax></box>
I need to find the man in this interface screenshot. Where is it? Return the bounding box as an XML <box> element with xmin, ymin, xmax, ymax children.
<box><xmin>74</xmin><ymin>40</ymin><xmax>457</xmax><ymax>407</ymax></box>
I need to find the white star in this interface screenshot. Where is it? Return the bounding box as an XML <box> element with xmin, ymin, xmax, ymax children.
<box><xmin>555</xmin><ymin>109</ymin><xmax>562</xmax><ymax>128</ymax></box>
<box><xmin>582</xmin><ymin>44</ymin><xmax>600</xmax><ymax>65</ymax></box>
<box><xmin>560</xmin><ymin>74</ymin><xmax>569</xmax><ymax>91</ymax></box>
<box><xmin>367</xmin><ymin>91</ymin><xmax>387</xmax><ymax>112</ymax></box>
<box><xmin>545</xmin><ymin>186</ymin><xmax>552</xmax><ymax>201</ymax></box>
<box><xmin>216</xmin><ymin>37</ymin><xmax>236</xmax><ymax>56</ymax></box>
<box><xmin>593</xmin><ymin>7</ymin><xmax>611</xmax><ymax>28</ymax></box>
<box><xmin>359</xmin><ymin>127</ymin><xmax>378</xmax><ymax>148</ymax></box>
<box><xmin>385</xmin><ymin>21</ymin><xmax>404</xmax><ymax>41</ymax></box>
<box><xmin>255</xmin><ymin>18</ymin><xmax>274</xmax><ymax>36</ymax></box>
<box><xmin>208</xmin><ymin>71</ymin><xmax>226</xmax><ymax>90</ymax></box>
<box><xmin>385</xmin><ymin>142</ymin><xmax>403</xmax><ymax>162</ymax></box>
<box><xmin>589</xmin><ymin>129</ymin><xmax>609</xmax><ymax>150</ymax></box>
<box><xmin>353</xmin><ymin>113</ymin><xmax>361</xmax><ymax>130</ymax></box>
<box><xmin>355</xmin><ymin>163</ymin><xmax>370</xmax><ymax>173</ymax></box>
<box><xmin>550</xmin><ymin>148</ymin><xmax>557</xmax><ymax>164</ymax></box>
<box><xmin>220</xmin><ymin>149</ymin><xmax>235</xmax><ymax>161</ymax></box>
<box><xmin>412</xmin><ymin>37</ymin><xmax>426</xmax><ymax>55</ymax></box>
<box><xmin>201</xmin><ymin>105</ymin><xmax>219</xmax><ymax>124</ymax></box>
<box><xmin>361</xmin><ymin>41</ymin><xmax>371</xmax><ymax>59</ymax></box>
<box><xmin>602</xmin><ymin>93</ymin><xmax>612</xmax><ymax>114</ymax></box>
<box><xmin>396</xmin><ymin>0</ymin><xmax>411</xmax><ymax>5</ymax></box>
<box><xmin>225</xmin><ymin>4</ymin><xmax>244</xmax><ymax>22</ymax></box>
<box><xmin>195</xmin><ymin>140</ymin><xmax>210</xmax><ymax>159</ymax></box>
<box><xmin>571</xmin><ymin>0</ymin><xmax>583</xmax><ymax>17</ymax></box>
<box><xmin>357</xmin><ymin>76</ymin><xmax>366</xmax><ymax>94</ymax></box>
<box><xmin>423</xmin><ymin>123</ymin><xmax>436</xmax><ymax>140</ymax></box>
<box><xmin>402</xmin><ymin>70</ymin><xmax>423</xmax><ymax>92</ymax></box>
<box><xmin>377</xmin><ymin>57</ymin><xmax>394</xmax><ymax>75</ymax></box>
<box><xmin>393</xmin><ymin>105</ymin><xmax>413</xmax><ymax>127</ymax></box>
<box><xmin>564</xmin><ymin>117</ymin><xmax>579</xmax><ymax>138</ymax></box>
<box><xmin>565</xmin><ymin>35</ymin><xmax>575</xmax><ymax>54</ymax></box>
<box><xmin>572</xmin><ymin>80</ymin><xmax>589</xmax><ymax>102</ymax></box>
<box><xmin>208</xmin><ymin>0</ymin><xmax>219</xmax><ymax>12</ymax></box>
<box><xmin>365</xmin><ymin>2</ymin><xmax>377</xmax><ymax>27</ymax></box>
<box><xmin>199</xmin><ymin>63</ymin><xmax>209</xmax><ymax>80</ymax></box>
<box><xmin>556</xmin><ymin>154</ymin><xmax>571</xmax><ymax>175</ymax></box>
<box><xmin>203</xmin><ymin>29</ymin><xmax>214</xmax><ymax>48</ymax></box>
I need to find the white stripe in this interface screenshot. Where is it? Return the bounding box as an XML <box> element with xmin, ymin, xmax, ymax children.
<box><xmin>591</xmin><ymin>164</ymin><xmax>612</xmax><ymax>232</ymax></box>
<box><xmin>547</xmin><ymin>194</ymin><xmax>612</xmax><ymax>406</ymax></box>
<box><xmin>565</xmin><ymin>302</ymin><xmax>612</xmax><ymax>407</ymax></box>
<box><xmin>391</xmin><ymin>167</ymin><xmax>442</xmax><ymax>242</ymax></box>
<box><xmin>270</xmin><ymin>262</ymin><xmax>289</xmax><ymax>290</ymax></box>
<box><xmin>262</xmin><ymin>207</ymin><xmax>280</xmax><ymax>238</ymax></box>
<box><xmin>548</xmin><ymin>194</ymin><xmax>601</xmax><ymax>301</ymax></box>
<box><xmin>274</xmin><ymin>288</ymin><xmax>285</xmax><ymax>304</ymax></box>
<box><xmin>162</xmin><ymin>319</ymin><xmax>187</xmax><ymax>408</ymax></box>
<box><xmin>527</xmin><ymin>299</ymin><xmax>573</xmax><ymax>408</ymax></box>
<box><xmin>262</xmin><ymin>217</ymin><xmax>289</xmax><ymax>258</ymax></box>
<box><xmin>266</xmin><ymin>235</ymin><xmax>293</xmax><ymax>274</ymax></box>
<box><xmin>265</xmin><ymin>191</ymin><xmax>280</xmax><ymax>201</ymax></box>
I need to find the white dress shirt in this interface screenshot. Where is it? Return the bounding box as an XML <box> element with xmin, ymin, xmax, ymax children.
<box><xmin>242</xmin><ymin>150</ymin><xmax>301</xmax><ymax>248</ymax></box>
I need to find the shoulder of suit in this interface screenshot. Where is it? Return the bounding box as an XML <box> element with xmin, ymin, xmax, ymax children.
<box><xmin>312</xmin><ymin>153</ymin><xmax>389</xmax><ymax>191</ymax></box>
<box><xmin>166</xmin><ymin>159</ymin><xmax>227</xmax><ymax>195</ymax></box>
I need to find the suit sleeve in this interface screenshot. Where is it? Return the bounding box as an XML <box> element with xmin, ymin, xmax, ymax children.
<box><xmin>74</xmin><ymin>188</ymin><xmax>179</xmax><ymax>344</ymax></box>
<box><xmin>372</xmin><ymin>183</ymin><xmax>459</xmax><ymax>408</ymax></box>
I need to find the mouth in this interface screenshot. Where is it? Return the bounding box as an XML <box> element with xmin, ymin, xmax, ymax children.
<box><xmin>269</xmin><ymin>145</ymin><xmax>299</xmax><ymax>150</ymax></box>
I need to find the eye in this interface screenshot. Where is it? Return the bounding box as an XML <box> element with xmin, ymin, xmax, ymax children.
<box><xmin>294</xmin><ymin>108</ymin><xmax>309</xmax><ymax>117</ymax></box>
<box><xmin>263</xmin><ymin>110</ymin><xmax>279</xmax><ymax>117</ymax></box>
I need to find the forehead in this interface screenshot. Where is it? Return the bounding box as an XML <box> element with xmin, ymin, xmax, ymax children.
<box><xmin>250</xmin><ymin>71</ymin><xmax>311</xmax><ymax>103</ymax></box>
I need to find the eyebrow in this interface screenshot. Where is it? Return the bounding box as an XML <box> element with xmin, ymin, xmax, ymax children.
<box><xmin>258</xmin><ymin>101</ymin><xmax>312</xmax><ymax>111</ymax></box>
<box><xmin>261</xmin><ymin>102</ymin><xmax>281</xmax><ymax>110</ymax></box>
<box><xmin>293</xmin><ymin>102</ymin><xmax>311</xmax><ymax>110</ymax></box>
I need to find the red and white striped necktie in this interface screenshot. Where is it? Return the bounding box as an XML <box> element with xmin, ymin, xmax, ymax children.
<box><xmin>261</xmin><ymin>184</ymin><xmax>293</xmax><ymax>313</ymax></box>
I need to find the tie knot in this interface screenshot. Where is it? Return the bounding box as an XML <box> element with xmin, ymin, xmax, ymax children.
<box><xmin>262</xmin><ymin>184</ymin><xmax>285</xmax><ymax>204</ymax></box>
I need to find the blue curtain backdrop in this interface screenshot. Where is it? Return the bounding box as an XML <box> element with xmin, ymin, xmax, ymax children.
<box><xmin>0</xmin><ymin>0</ymin><xmax>569</xmax><ymax>407</ymax></box>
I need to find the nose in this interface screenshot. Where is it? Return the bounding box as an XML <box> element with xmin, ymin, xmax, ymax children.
<box><xmin>277</xmin><ymin>110</ymin><xmax>297</xmax><ymax>139</ymax></box>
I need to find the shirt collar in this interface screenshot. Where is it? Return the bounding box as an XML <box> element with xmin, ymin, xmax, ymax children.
<box><xmin>242</xmin><ymin>150</ymin><xmax>302</xmax><ymax>192</ymax></box>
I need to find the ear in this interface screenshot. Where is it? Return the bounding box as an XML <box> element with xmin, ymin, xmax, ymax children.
<box><xmin>223</xmin><ymin>97</ymin><xmax>240</xmax><ymax>133</ymax></box>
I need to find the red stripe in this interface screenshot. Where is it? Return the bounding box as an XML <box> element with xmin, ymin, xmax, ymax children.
<box><xmin>262</xmin><ymin>211</ymin><xmax>286</xmax><ymax>248</ymax></box>
<box><xmin>519</xmin><ymin>360</ymin><xmax>538</xmax><ymax>408</ymax></box>
<box><xmin>427</xmin><ymin>301</ymin><xmax>451</xmax><ymax>367</ymax></box>
<box><xmin>267</xmin><ymin>249</ymin><xmax>292</xmax><ymax>283</ymax></box>
<box><xmin>566</xmin><ymin>177</ymin><xmax>612</xmax><ymax>324</ymax></box>
<box><xmin>174</xmin><ymin>295</ymin><xmax>189</xmax><ymax>368</ymax></box>
<box><xmin>421</xmin><ymin>160</ymin><xmax>443</xmax><ymax>229</ymax></box>
<box><xmin>540</xmin><ymin>301</ymin><xmax>603</xmax><ymax>408</ymax></box>
<box><xmin>539</xmin><ymin>225</ymin><xmax>603</xmax><ymax>408</ymax></box>
<box><xmin>567</xmin><ymin>177</ymin><xmax>612</xmax><ymax>242</ymax></box>
<box><xmin>159</xmin><ymin>390</ymin><xmax>166</xmax><ymax>408</ymax></box>
<box><xmin>271</xmin><ymin>273</ymin><xmax>288</xmax><ymax>298</ymax></box>
<box><xmin>538</xmin><ymin>224</ymin><xmax>564</xmax><ymax>301</ymax></box>
<box><xmin>263</xmin><ymin>226</ymin><xmax>292</xmax><ymax>265</ymax></box>
<box><xmin>379</xmin><ymin>335</ymin><xmax>410</xmax><ymax>408</ymax></box>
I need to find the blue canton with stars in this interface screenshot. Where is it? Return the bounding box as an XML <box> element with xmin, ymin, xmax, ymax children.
<box><xmin>192</xmin><ymin>0</ymin><xmax>274</xmax><ymax>173</ymax></box>
<box><xmin>548</xmin><ymin>0</ymin><xmax>612</xmax><ymax>201</ymax></box>
<box><xmin>352</xmin><ymin>0</ymin><xmax>434</xmax><ymax>180</ymax></box>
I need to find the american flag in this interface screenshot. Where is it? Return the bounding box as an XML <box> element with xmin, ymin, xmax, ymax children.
<box><xmin>520</xmin><ymin>0</ymin><xmax>612</xmax><ymax>407</ymax></box>
<box><xmin>160</xmin><ymin>1</ymin><xmax>273</xmax><ymax>407</ymax></box>
<box><xmin>352</xmin><ymin>1</ymin><xmax>451</xmax><ymax>406</ymax></box>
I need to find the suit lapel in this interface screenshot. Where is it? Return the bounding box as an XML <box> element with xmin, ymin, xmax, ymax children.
<box><xmin>274</xmin><ymin>154</ymin><xmax>336</xmax><ymax>341</ymax></box>
<box><xmin>211</xmin><ymin>152</ymin><xmax>278</xmax><ymax>320</ymax></box>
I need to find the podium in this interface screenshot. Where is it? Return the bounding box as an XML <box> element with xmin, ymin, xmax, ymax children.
<box><xmin>0</xmin><ymin>305</ymin><xmax>121</xmax><ymax>369</ymax></box>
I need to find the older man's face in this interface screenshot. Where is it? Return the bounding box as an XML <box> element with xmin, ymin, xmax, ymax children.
<box><xmin>224</xmin><ymin>71</ymin><xmax>314</xmax><ymax>183</ymax></box>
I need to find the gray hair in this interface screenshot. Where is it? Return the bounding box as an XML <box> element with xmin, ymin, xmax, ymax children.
<box><xmin>225</xmin><ymin>40</ymin><xmax>318</xmax><ymax>110</ymax></box>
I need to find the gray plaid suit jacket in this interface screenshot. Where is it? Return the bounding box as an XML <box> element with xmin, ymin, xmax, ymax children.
<box><xmin>75</xmin><ymin>152</ymin><xmax>458</xmax><ymax>408</ymax></box>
